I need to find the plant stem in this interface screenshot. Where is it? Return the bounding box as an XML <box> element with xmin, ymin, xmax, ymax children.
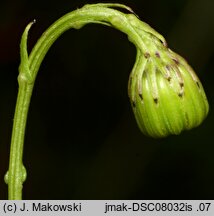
<box><xmin>7</xmin><ymin>81</ymin><xmax>33</xmax><ymax>199</ymax></box>
<box><xmin>6</xmin><ymin>3</ymin><xmax>154</xmax><ymax>199</ymax></box>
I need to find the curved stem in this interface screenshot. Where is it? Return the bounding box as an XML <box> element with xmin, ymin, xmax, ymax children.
<box><xmin>6</xmin><ymin>3</ymin><xmax>154</xmax><ymax>199</ymax></box>
<box><xmin>28</xmin><ymin>4</ymin><xmax>149</xmax><ymax>81</ymax></box>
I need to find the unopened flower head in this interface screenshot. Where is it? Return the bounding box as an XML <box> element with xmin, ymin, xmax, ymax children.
<box><xmin>128</xmin><ymin>25</ymin><xmax>209</xmax><ymax>138</ymax></box>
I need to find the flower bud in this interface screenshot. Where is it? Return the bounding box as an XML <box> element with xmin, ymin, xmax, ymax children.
<box><xmin>128</xmin><ymin>35</ymin><xmax>209</xmax><ymax>138</ymax></box>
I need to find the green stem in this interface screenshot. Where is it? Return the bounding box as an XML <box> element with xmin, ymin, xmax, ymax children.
<box><xmin>28</xmin><ymin>4</ymin><xmax>149</xmax><ymax>80</ymax></box>
<box><xmin>6</xmin><ymin>82</ymin><xmax>33</xmax><ymax>199</ymax></box>
<box><xmin>5</xmin><ymin>3</ymin><xmax>158</xmax><ymax>199</ymax></box>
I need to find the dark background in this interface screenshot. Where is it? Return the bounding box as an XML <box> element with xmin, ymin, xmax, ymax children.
<box><xmin>0</xmin><ymin>0</ymin><xmax>214</xmax><ymax>199</ymax></box>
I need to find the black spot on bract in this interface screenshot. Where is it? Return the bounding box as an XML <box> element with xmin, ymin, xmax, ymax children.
<box><xmin>144</xmin><ymin>52</ymin><xmax>150</xmax><ymax>58</ymax></box>
<box><xmin>139</xmin><ymin>94</ymin><xmax>143</xmax><ymax>100</ymax></box>
<box><xmin>178</xmin><ymin>92</ymin><xmax>183</xmax><ymax>97</ymax></box>
<box><xmin>155</xmin><ymin>52</ymin><xmax>160</xmax><ymax>58</ymax></box>
<box><xmin>180</xmin><ymin>82</ymin><xmax>184</xmax><ymax>88</ymax></box>
<box><xmin>196</xmin><ymin>81</ymin><xmax>200</xmax><ymax>88</ymax></box>
<box><xmin>166</xmin><ymin>65</ymin><xmax>171</xmax><ymax>71</ymax></box>
<box><xmin>154</xmin><ymin>98</ymin><xmax>158</xmax><ymax>104</ymax></box>
<box><xmin>172</xmin><ymin>58</ymin><xmax>180</xmax><ymax>65</ymax></box>
<box><xmin>167</xmin><ymin>76</ymin><xmax>171</xmax><ymax>82</ymax></box>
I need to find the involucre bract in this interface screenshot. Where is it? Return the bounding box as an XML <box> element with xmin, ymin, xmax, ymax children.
<box><xmin>128</xmin><ymin>28</ymin><xmax>209</xmax><ymax>138</ymax></box>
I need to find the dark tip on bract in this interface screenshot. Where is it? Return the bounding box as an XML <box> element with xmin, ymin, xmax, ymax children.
<box><xmin>144</xmin><ymin>52</ymin><xmax>150</xmax><ymax>58</ymax></box>
<box><xmin>139</xmin><ymin>94</ymin><xmax>143</xmax><ymax>100</ymax></box>
<box><xmin>178</xmin><ymin>92</ymin><xmax>183</xmax><ymax>97</ymax></box>
<box><xmin>154</xmin><ymin>98</ymin><xmax>158</xmax><ymax>104</ymax></box>
<box><xmin>155</xmin><ymin>52</ymin><xmax>160</xmax><ymax>58</ymax></box>
<box><xmin>167</xmin><ymin>76</ymin><xmax>171</xmax><ymax>82</ymax></box>
<box><xmin>166</xmin><ymin>65</ymin><xmax>171</xmax><ymax>71</ymax></box>
<box><xmin>196</xmin><ymin>81</ymin><xmax>200</xmax><ymax>88</ymax></box>
<box><xmin>179</xmin><ymin>82</ymin><xmax>184</xmax><ymax>88</ymax></box>
<box><xmin>172</xmin><ymin>58</ymin><xmax>180</xmax><ymax>65</ymax></box>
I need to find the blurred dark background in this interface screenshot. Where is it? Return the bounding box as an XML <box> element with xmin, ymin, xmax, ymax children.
<box><xmin>0</xmin><ymin>0</ymin><xmax>214</xmax><ymax>199</ymax></box>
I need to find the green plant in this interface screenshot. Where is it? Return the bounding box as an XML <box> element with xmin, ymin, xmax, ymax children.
<box><xmin>4</xmin><ymin>3</ymin><xmax>209</xmax><ymax>200</ymax></box>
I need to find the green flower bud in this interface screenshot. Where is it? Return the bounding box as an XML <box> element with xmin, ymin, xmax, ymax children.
<box><xmin>128</xmin><ymin>30</ymin><xmax>209</xmax><ymax>138</ymax></box>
